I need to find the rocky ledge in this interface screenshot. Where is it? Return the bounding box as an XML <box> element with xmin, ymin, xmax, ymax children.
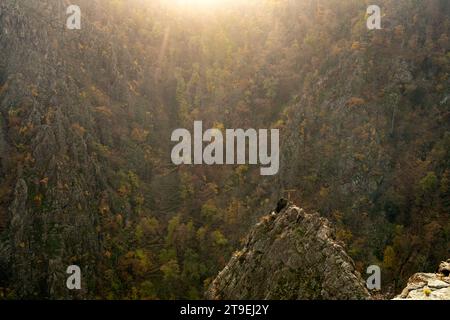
<box><xmin>394</xmin><ymin>259</ymin><xmax>450</xmax><ymax>300</ymax></box>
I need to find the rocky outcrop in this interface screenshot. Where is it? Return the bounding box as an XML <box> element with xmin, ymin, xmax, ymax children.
<box><xmin>394</xmin><ymin>259</ymin><xmax>450</xmax><ymax>300</ymax></box>
<box><xmin>206</xmin><ymin>205</ymin><xmax>370</xmax><ymax>300</ymax></box>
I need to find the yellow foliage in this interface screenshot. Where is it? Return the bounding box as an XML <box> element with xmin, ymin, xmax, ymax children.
<box><xmin>319</xmin><ymin>186</ymin><xmax>329</xmax><ymax>198</ymax></box>
<box><xmin>31</xmin><ymin>87</ymin><xmax>39</xmax><ymax>97</ymax></box>
<box><xmin>351</xmin><ymin>41</ymin><xmax>362</xmax><ymax>51</ymax></box>
<box><xmin>118</xmin><ymin>185</ymin><xmax>130</xmax><ymax>197</ymax></box>
<box><xmin>95</xmin><ymin>106</ymin><xmax>113</xmax><ymax>118</ymax></box>
<box><xmin>71</xmin><ymin>123</ymin><xmax>86</xmax><ymax>136</ymax></box>
<box><xmin>0</xmin><ymin>82</ymin><xmax>8</xmax><ymax>95</ymax></box>
<box><xmin>19</xmin><ymin>124</ymin><xmax>33</xmax><ymax>135</ymax></box>
<box><xmin>131</xmin><ymin>128</ymin><xmax>150</xmax><ymax>143</ymax></box>
<box><xmin>347</xmin><ymin>97</ymin><xmax>366</xmax><ymax>107</ymax></box>
<box><xmin>383</xmin><ymin>246</ymin><xmax>396</xmax><ymax>269</ymax></box>
<box><xmin>336</xmin><ymin>229</ymin><xmax>353</xmax><ymax>242</ymax></box>
<box><xmin>34</xmin><ymin>194</ymin><xmax>43</xmax><ymax>207</ymax></box>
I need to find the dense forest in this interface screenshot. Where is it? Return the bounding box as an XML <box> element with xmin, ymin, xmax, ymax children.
<box><xmin>0</xmin><ymin>0</ymin><xmax>449</xmax><ymax>299</ymax></box>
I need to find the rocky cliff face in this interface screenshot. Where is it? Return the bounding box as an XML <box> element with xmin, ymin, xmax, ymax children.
<box><xmin>0</xmin><ymin>0</ymin><xmax>171</xmax><ymax>299</ymax></box>
<box><xmin>206</xmin><ymin>205</ymin><xmax>370</xmax><ymax>300</ymax></box>
<box><xmin>394</xmin><ymin>259</ymin><xmax>450</xmax><ymax>300</ymax></box>
<box><xmin>0</xmin><ymin>0</ymin><xmax>115</xmax><ymax>298</ymax></box>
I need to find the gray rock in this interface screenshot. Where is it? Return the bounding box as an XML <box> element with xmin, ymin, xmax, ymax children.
<box><xmin>428</xmin><ymin>279</ymin><xmax>450</xmax><ymax>289</ymax></box>
<box><xmin>438</xmin><ymin>259</ymin><xmax>450</xmax><ymax>276</ymax></box>
<box><xmin>394</xmin><ymin>260</ymin><xmax>450</xmax><ymax>300</ymax></box>
<box><xmin>206</xmin><ymin>205</ymin><xmax>370</xmax><ymax>300</ymax></box>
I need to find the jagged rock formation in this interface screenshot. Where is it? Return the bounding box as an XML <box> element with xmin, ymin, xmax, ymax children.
<box><xmin>206</xmin><ymin>205</ymin><xmax>370</xmax><ymax>300</ymax></box>
<box><xmin>394</xmin><ymin>259</ymin><xmax>450</xmax><ymax>300</ymax></box>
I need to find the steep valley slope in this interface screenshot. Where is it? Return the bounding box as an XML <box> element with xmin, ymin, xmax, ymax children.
<box><xmin>0</xmin><ymin>0</ymin><xmax>449</xmax><ymax>299</ymax></box>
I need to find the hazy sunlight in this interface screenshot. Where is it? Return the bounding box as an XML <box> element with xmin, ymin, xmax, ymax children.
<box><xmin>173</xmin><ymin>0</ymin><xmax>239</xmax><ymax>10</ymax></box>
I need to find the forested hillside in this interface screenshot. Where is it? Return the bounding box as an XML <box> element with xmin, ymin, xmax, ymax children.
<box><xmin>0</xmin><ymin>0</ymin><xmax>449</xmax><ymax>299</ymax></box>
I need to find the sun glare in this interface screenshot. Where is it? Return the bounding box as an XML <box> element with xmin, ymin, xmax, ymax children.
<box><xmin>174</xmin><ymin>0</ymin><xmax>235</xmax><ymax>9</ymax></box>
